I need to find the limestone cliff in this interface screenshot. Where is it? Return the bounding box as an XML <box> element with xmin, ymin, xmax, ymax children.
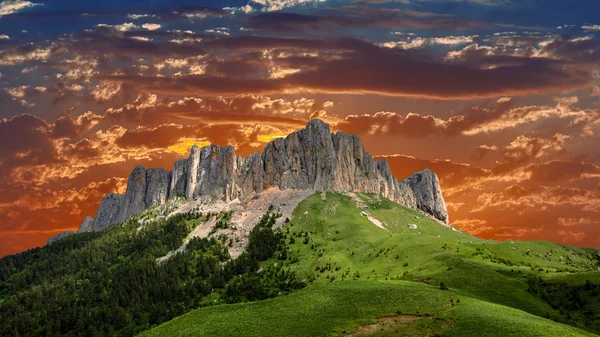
<box><xmin>79</xmin><ymin>119</ymin><xmax>449</xmax><ymax>232</ymax></box>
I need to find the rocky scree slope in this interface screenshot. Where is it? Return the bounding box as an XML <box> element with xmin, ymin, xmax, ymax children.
<box><xmin>77</xmin><ymin>119</ymin><xmax>449</xmax><ymax>232</ymax></box>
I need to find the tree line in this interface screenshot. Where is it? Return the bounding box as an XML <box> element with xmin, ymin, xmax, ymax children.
<box><xmin>0</xmin><ymin>210</ymin><xmax>304</xmax><ymax>337</ymax></box>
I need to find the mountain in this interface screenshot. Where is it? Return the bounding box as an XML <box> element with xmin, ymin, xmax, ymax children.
<box><xmin>78</xmin><ymin>119</ymin><xmax>448</xmax><ymax>233</ymax></box>
<box><xmin>7</xmin><ymin>119</ymin><xmax>600</xmax><ymax>337</ymax></box>
<box><xmin>3</xmin><ymin>127</ymin><xmax>600</xmax><ymax>337</ymax></box>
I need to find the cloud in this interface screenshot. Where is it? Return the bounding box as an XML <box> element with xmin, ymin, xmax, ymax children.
<box><xmin>247</xmin><ymin>7</ymin><xmax>489</xmax><ymax>32</ymax></box>
<box><xmin>472</xmin><ymin>185</ymin><xmax>600</xmax><ymax>213</ymax></box>
<box><xmin>0</xmin><ymin>114</ymin><xmax>59</xmax><ymax>177</ymax></box>
<box><xmin>462</xmin><ymin>97</ymin><xmax>600</xmax><ymax>136</ymax></box>
<box><xmin>382</xmin><ymin>35</ymin><xmax>479</xmax><ymax>49</ymax></box>
<box><xmin>3</xmin><ymin>5</ymin><xmax>224</xmax><ymax>20</ymax></box>
<box><xmin>97</xmin><ymin>22</ymin><xmax>138</xmax><ymax>32</ymax></box>
<box><xmin>3</xmin><ymin>28</ymin><xmax>597</xmax><ymax>102</ymax></box>
<box><xmin>526</xmin><ymin>160</ymin><xmax>600</xmax><ymax>183</ymax></box>
<box><xmin>0</xmin><ymin>176</ymin><xmax>127</xmax><ymax>256</ymax></box>
<box><xmin>251</xmin><ymin>0</ymin><xmax>326</xmax><ymax>12</ymax></box>
<box><xmin>337</xmin><ymin>98</ymin><xmax>514</xmax><ymax>137</ymax></box>
<box><xmin>52</xmin><ymin>110</ymin><xmax>102</xmax><ymax>139</ymax></box>
<box><xmin>558</xmin><ymin>217</ymin><xmax>598</xmax><ymax>227</ymax></box>
<box><xmin>204</xmin><ymin>27</ymin><xmax>231</xmax><ymax>36</ymax></box>
<box><xmin>101</xmin><ymin>41</ymin><xmax>591</xmax><ymax>99</ymax></box>
<box><xmin>142</xmin><ymin>23</ymin><xmax>161</xmax><ymax>31</ymax></box>
<box><xmin>0</xmin><ymin>0</ymin><xmax>39</xmax><ymax>16</ymax></box>
<box><xmin>582</xmin><ymin>25</ymin><xmax>600</xmax><ymax>31</ymax></box>
<box><xmin>473</xmin><ymin>133</ymin><xmax>571</xmax><ymax>173</ymax></box>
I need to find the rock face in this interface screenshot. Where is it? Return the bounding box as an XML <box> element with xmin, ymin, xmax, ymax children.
<box><xmin>170</xmin><ymin>159</ymin><xmax>187</xmax><ymax>197</ymax></box>
<box><xmin>77</xmin><ymin>216</ymin><xmax>94</xmax><ymax>232</ymax></box>
<box><xmin>46</xmin><ymin>231</ymin><xmax>74</xmax><ymax>245</ymax></box>
<box><xmin>145</xmin><ymin>168</ymin><xmax>171</xmax><ymax>207</ymax></box>
<box><xmin>402</xmin><ymin>169</ymin><xmax>449</xmax><ymax>224</ymax></box>
<box><xmin>78</xmin><ymin>119</ymin><xmax>450</xmax><ymax>232</ymax></box>
<box><xmin>81</xmin><ymin>193</ymin><xmax>124</xmax><ymax>232</ymax></box>
<box><xmin>118</xmin><ymin>166</ymin><xmax>148</xmax><ymax>223</ymax></box>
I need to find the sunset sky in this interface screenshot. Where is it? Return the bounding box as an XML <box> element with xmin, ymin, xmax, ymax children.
<box><xmin>1</xmin><ymin>0</ymin><xmax>600</xmax><ymax>257</ymax></box>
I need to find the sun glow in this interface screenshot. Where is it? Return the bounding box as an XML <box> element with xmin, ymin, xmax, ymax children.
<box><xmin>168</xmin><ymin>138</ymin><xmax>211</xmax><ymax>154</ymax></box>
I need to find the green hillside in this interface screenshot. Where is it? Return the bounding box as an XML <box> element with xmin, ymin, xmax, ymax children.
<box><xmin>141</xmin><ymin>192</ymin><xmax>600</xmax><ymax>337</ymax></box>
<box><xmin>1</xmin><ymin>192</ymin><xmax>599</xmax><ymax>337</ymax></box>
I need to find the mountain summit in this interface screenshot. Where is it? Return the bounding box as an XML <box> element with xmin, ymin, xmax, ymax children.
<box><xmin>79</xmin><ymin>119</ymin><xmax>448</xmax><ymax>232</ymax></box>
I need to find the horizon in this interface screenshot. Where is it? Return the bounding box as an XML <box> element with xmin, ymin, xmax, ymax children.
<box><xmin>1</xmin><ymin>0</ymin><xmax>600</xmax><ymax>257</ymax></box>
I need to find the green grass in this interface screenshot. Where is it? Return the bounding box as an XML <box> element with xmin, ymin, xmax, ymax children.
<box><xmin>140</xmin><ymin>281</ymin><xmax>596</xmax><ymax>337</ymax></box>
<box><xmin>139</xmin><ymin>192</ymin><xmax>600</xmax><ymax>337</ymax></box>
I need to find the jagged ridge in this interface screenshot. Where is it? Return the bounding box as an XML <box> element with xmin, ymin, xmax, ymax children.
<box><xmin>79</xmin><ymin>119</ymin><xmax>449</xmax><ymax>232</ymax></box>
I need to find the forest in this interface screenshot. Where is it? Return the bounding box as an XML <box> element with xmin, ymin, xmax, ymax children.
<box><xmin>0</xmin><ymin>210</ymin><xmax>304</xmax><ymax>337</ymax></box>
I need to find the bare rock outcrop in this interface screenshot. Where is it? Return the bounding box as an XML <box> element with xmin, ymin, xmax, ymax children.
<box><xmin>402</xmin><ymin>169</ymin><xmax>449</xmax><ymax>224</ymax></box>
<box><xmin>170</xmin><ymin>159</ymin><xmax>187</xmax><ymax>197</ymax></box>
<box><xmin>119</xmin><ymin>166</ymin><xmax>148</xmax><ymax>223</ymax></box>
<box><xmin>77</xmin><ymin>216</ymin><xmax>94</xmax><ymax>233</ymax></box>
<box><xmin>81</xmin><ymin>193</ymin><xmax>124</xmax><ymax>232</ymax></box>
<box><xmin>145</xmin><ymin>168</ymin><xmax>171</xmax><ymax>206</ymax></box>
<box><xmin>78</xmin><ymin>119</ymin><xmax>450</xmax><ymax>232</ymax></box>
<box><xmin>46</xmin><ymin>231</ymin><xmax>74</xmax><ymax>245</ymax></box>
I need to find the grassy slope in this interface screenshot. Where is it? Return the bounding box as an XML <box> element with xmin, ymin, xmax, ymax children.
<box><xmin>140</xmin><ymin>192</ymin><xmax>600</xmax><ymax>337</ymax></box>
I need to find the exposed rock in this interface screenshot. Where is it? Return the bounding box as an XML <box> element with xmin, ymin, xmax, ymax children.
<box><xmin>402</xmin><ymin>169</ymin><xmax>449</xmax><ymax>224</ymax></box>
<box><xmin>170</xmin><ymin>159</ymin><xmax>187</xmax><ymax>198</ymax></box>
<box><xmin>82</xmin><ymin>193</ymin><xmax>124</xmax><ymax>232</ymax></box>
<box><xmin>145</xmin><ymin>168</ymin><xmax>171</xmax><ymax>206</ymax></box>
<box><xmin>408</xmin><ymin>224</ymin><xmax>418</xmax><ymax>230</ymax></box>
<box><xmin>80</xmin><ymin>119</ymin><xmax>451</xmax><ymax>232</ymax></box>
<box><xmin>119</xmin><ymin>166</ymin><xmax>148</xmax><ymax>223</ymax></box>
<box><xmin>185</xmin><ymin>145</ymin><xmax>201</xmax><ymax>200</ymax></box>
<box><xmin>46</xmin><ymin>231</ymin><xmax>74</xmax><ymax>245</ymax></box>
<box><xmin>77</xmin><ymin>216</ymin><xmax>94</xmax><ymax>233</ymax></box>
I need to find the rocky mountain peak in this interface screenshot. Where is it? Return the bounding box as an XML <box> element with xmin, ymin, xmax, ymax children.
<box><xmin>79</xmin><ymin>119</ymin><xmax>449</xmax><ymax>232</ymax></box>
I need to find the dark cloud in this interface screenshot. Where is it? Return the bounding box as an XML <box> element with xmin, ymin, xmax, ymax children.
<box><xmin>0</xmin><ymin>114</ymin><xmax>59</xmax><ymax>178</ymax></box>
<box><xmin>62</xmin><ymin>139</ymin><xmax>102</xmax><ymax>160</ymax></box>
<box><xmin>247</xmin><ymin>7</ymin><xmax>490</xmax><ymax>32</ymax></box>
<box><xmin>2</xmin><ymin>5</ymin><xmax>225</xmax><ymax>20</ymax></box>
<box><xmin>53</xmin><ymin>109</ymin><xmax>102</xmax><ymax>139</ymax></box>
<box><xmin>283</xmin><ymin>46</ymin><xmax>590</xmax><ymax>98</ymax></box>
<box><xmin>202</xmin><ymin>35</ymin><xmax>373</xmax><ymax>51</ymax></box>
<box><xmin>98</xmin><ymin>40</ymin><xmax>591</xmax><ymax>99</ymax></box>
